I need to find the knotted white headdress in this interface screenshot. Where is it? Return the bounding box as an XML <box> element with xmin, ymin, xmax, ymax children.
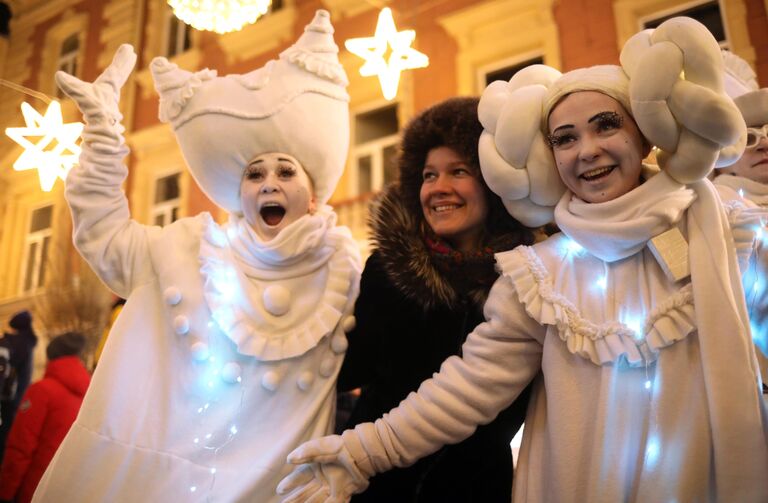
<box><xmin>150</xmin><ymin>9</ymin><xmax>350</xmax><ymax>214</ymax></box>
<box><xmin>722</xmin><ymin>50</ymin><xmax>768</xmax><ymax>128</ymax></box>
<box><xmin>478</xmin><ymin>17</ymin><xmax>745</xmax><ymax>225</ymax></box>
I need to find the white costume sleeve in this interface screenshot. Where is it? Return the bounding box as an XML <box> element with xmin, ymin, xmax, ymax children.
<box><xmin>344</xmin><ymin>275</ymin><xmax>545</xmax><ymax>474</ymax></box>
<box><xmin>721</xmin><ymin>198</ymin><xmax>766</xmax><ymax>275</ymax></box>
<box><xmin>59</xmin><ymin>47</ymin><xmax>158</xmax><ymax>298</ymax></box>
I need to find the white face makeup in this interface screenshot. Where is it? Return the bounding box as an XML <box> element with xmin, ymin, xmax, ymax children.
<box><xmin>548</xmin><ymin>91</ymin><xmax>649</xmax><ymax>204</ymax></box>
<box><xmin>419</xmin><ymin>146</ymin><xmax>489</xmax><ymax>253</ymax></box>
<box><xmin>240</xmin><ymin>152</ymin><xmax>316</xmax><ymax>241</ymax></box>
<box><xmin>724</xmin><ymin>125</ymin><xmax>768</xmax><ymax>184</ymax></box>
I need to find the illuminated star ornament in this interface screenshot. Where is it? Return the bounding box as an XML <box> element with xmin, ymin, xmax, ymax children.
<box><xmin>6</xmin><ymin>101</ymin><xmax>83</xmax><ymax>192</ymax></box>
<box><xmin>345</xmin><ymin>7</ymin><xmax>429</xmax><ymax>100</ymax></box>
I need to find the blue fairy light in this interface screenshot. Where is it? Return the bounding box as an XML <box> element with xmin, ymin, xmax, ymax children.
<box><xmin>190</xmin><ymin>486</ymin><xmax>197</xmax><ymax>493</ymax></box>
<box><xmin>595</xmin><ymin>276</ymin><xmax>607</xmax><ymax>290</ymax></box>
<box><xmin>230</xmin><ymin>425</ymin><xmax>238</xmax><ymax>435</ymax></box>
<box><xmin>644</xmin><ymin>380</ymin><xmax>651</xmax><ymax>390</ymax></box>
<box><xmin>623</xmin><ymin>315</ymin><xmax>644</xmax><ymax>341</ymax></box>
<box><xmin>562</xmin><ymin>238</ymin><xmax>585</xmax><ymax>256</ymax></box>
<box><xmin>644</xmin><ymin>438</ymin><xmax>660</xmax><ymax>468</ymax></box>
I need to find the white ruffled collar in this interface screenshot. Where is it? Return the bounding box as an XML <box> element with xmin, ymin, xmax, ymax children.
<box><xmin>554</xmin><ymin>170</ymin><xmax>696</xmax><ymax>262</ymax></box>
<box><xmin>198</xmin><ymin>210</ymin><xmax>358</xmax><ymax>360</ymax></box>
<box><xmin>497</xmin><ymin>244</ymin><xmax>695</xmax><ymax>366</ymax></box>
<box><xmin>714</xmin><ymin>174</ymin><xmax>768</xmax><ymax>206</ymax></box>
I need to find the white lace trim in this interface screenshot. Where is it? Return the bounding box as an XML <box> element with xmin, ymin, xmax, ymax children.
<box><xmin>198</xmin><ymin>214</ymin><xmax>357</xmax><ymax>361</ymax></box>
<box><xmin>497</xmin><ymin>246</ymin><xmax>697</xmax><ymax>366</ymax></box>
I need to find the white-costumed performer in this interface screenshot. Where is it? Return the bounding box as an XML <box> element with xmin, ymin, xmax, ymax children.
<box><xmin>277</xmin><ymin>17</ymin><xmax>768</xmax><ymax>503</ymax></box>
<box><xmin>33</xmin><ymin>10</ymin><xmax>361</xmax><ymax>503</ymax></box>
<box><xmin>713</xmin><ymin>51</ymin><xmax>768</xmax><ymax>391</ymax></box>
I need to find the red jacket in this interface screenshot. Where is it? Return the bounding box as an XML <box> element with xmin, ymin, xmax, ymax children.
<box><xmin>0</xmin><ymin>356</ymin><xmax>90</xmax><ymax>503</ymax></box>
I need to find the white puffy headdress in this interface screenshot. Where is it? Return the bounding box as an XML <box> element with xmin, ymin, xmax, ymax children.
<box><xmin>478</xmin><ymin>17</ymin><xmax>745</xmax><ymax>226</ymax></box>
<box><xmin>722</xmin><ymin>50</ymin><xmax>768</xmax><ymax>128</ymax></box>
<box><xmin>150</xmin><ymin>10</ymin><xmax>350</xmax><ymax>214</ymax></box>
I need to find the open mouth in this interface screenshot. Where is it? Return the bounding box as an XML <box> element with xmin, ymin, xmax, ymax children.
<box><xmin>580</xmin><ymin>166</ymin><xmax>615</xmax><ymax>182</ymax></box>
<box><xmin>260</xmin><ymin>203</ymin><xmax>286</xmax><ymax>227</ymax></box>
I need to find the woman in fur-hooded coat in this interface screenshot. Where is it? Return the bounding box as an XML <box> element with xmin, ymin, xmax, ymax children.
<box><xmin>338</xmin><ymin>97</ymin><xmax>535</xmax><ymax>503</ymax></box>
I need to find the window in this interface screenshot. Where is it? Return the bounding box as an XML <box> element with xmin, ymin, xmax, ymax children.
<box><xmin>164</xmin><ymin>8</ymin><xmax>192</xmax><ymax>58</ymax></box>
<box><xmin>642</xmin><ymin>1</ymin><xmax>727</xmax><ymax>48</ymax></box>
<box><xmin>351</xmin><ymin>104</ymin><xmax>400</xmax><ymax>196</ymax></box>
<box><xmin>56</xmin><ymin>34</ymin><xmax>79</xmax><ymax>98</ymax></box>
<box><xmin>484</xmin><ymin>56</ymin><xmax>544</xmax><ymax>87</ymax></box>
<box><xmin>151</xmin><ymin>173</ymin><xmax>181</xmax><ymax>226</ymax></box>
<box><xmin>21</xmin><ymin>205</ymin><xmax>53</xmax><ymax>293</ymax></box>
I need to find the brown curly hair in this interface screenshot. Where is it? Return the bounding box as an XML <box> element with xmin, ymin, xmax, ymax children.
<box><xmin>396</xmin><ymin>96</ymin><xmax>535</xmax><ymax>250</ymax></box>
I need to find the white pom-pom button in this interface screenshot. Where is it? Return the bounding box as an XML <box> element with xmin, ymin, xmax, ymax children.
<box><xmin>319</xmin><ymin>356</ymin><xmax>336</xmax><ymax>377</ymax></box>
<box><xmin>330</xmin><ymin>334</ymin><xmax>348</xmax><ymax>354</ymax></box>
<box><xmin>221</xmin><ymin>362</ymin><xmax>241</xmax><ymax>384</ymax></box>
<box><xmin>164</xmin><ymin>287</ymin><xmax>182</xmax><ymax>305</ymax></box>
<box><xmin>191</xmin><ymin>341</ymin><xmax>210</xmax><ymax>361</ymax></box>
<box><xmin>263</xmin><ymin>285</ymin><xmax>291</xmax><ymax>316</ymax></box>
<box><xmin>262</xmin><ymin>371</ymin><xmax>279</xmax><ymax>391</ymax></box>
<box><xmin>173</xmin><ymin>315</ymin><xmax>190</xmax><ymax>335</ymax></box>
<box><xmin>297</xmin><ymin>371</ymin><xmax>314</xmax><ymax>391</ymax></box>
<box><xmin>341</xmin><ymin>315</ymin><xmax>356</xmax><ymax>333</ymax></box>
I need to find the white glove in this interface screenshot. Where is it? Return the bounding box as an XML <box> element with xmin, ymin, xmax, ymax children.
<box><xmin>55</xmin><ymin>44</ymin><xmax>136</xmax><ymax>153</ymax></box>
<box><xmin>278</xmin><ymin>434</ymin><xmax>373</xmax><ymax>503</ymax></box>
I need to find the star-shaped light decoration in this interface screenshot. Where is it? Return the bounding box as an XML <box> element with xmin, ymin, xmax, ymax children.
<box><xmin>345</xmin><ymin>8</ymin><xmax>429</xmax><ymax>100</ymax></box>
<box><xmin>5</xmin><ymin>101</ymin><xmax>83</xmax><ymax>192</ymax></box>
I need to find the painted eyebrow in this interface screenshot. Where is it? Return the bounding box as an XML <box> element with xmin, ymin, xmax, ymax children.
<box><xmin>551</xmin><ymin>123</ymin><xmax>574</xmax><ymax>134</ymax></box>
<box><xmin>588</xmin><ymin>111</ymin><xmax>619</xmax><ymax>123</ymax></box>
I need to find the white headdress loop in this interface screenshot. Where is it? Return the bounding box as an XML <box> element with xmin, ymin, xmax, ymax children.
<box><xmin>477</xmin><ymin>65</ymin><xmax>564</xmax><ymax>227</ymax></box>
<box><xmin>150</xmin><ymin>9</ymin><xmax>349</xmax><ymax>213</ymax></box>
<box><xmin>620</xmin><ymin>17</ymin><xmax>746</xmax><ymax>180</ymax></box>
<box><xmin>721</xmin><ymin>50</ymin><xmax>768</xmax><ymax>130</ymax></box>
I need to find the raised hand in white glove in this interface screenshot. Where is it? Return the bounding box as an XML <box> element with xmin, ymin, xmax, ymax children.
<box><xmin>277</xmin><ymin>434</ymin><xmax>373</xmax><ymax>503</ymax></box>
<box><xmin>55</xmin><ymin>44</ymin><xmax>136</xmax><ymax>129</ymax></box>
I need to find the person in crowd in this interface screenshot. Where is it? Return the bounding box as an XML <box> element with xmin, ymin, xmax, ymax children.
<box><xmin>337</xmin><ymin>97</ymin><xmax>535</xmax><ymax>502</ymax></box>
<box><xmin>712</xmin><ymin>50</ymin><xmax>768</xmax><ymax>391</ymax></box>
<box><xmin>33</xmin><ymin>10</ymin><xmax>360</xmax><ymax>502</ymax></box>
<box><xmin>278</xmin><ymin>17</ymin><xmax>768</xmax><ymax>503</ymax></box>
<box><xmin>0</xmin><ymin>332</ymin><xmax>90</xmax><ymax>503</ymax></box>
<box><xmin>0</xmin><ymin>311</ymin><xmax>37</xmax><ymax>466</ymax></box>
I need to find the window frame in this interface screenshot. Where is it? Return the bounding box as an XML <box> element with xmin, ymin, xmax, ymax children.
<box><xmin>349</xmin><ymin>101</ymin><xmax>401</xmax><ymax>197</ymax></box>
<box><xmin>638</xmin><ymin>0</ymin><xmax>730</xmax><ymax>48</ymax></box>
<box><xmin>19</xmin><ymin>204</ymin><xmax>54</xmax><ymax>294</ymax></box>
<box><xmin>149</xmin><ymin>170</ymin><xmax>182</xmax><ymax>227</ymax></box>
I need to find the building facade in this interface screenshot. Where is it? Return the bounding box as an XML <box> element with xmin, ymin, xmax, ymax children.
<box><xmin>0</xmin><ymin>0</ymin><xmax>765</xmax><ymax>372</ymax></box>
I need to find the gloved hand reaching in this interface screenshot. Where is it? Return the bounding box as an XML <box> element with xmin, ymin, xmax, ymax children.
<box><xmin>277</xmin><ymin>432</ymin><xmax>376</xmax><ymax>503</ymax></box>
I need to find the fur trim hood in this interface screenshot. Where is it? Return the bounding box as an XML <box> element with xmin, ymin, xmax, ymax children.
<box><xmin>369</xmin><ymin>184</ymin><xmax>532</xmax><ymax>310</ymax></box>
<box><xmin>369</xmin><ymin>185</ymin><xmax>459</xmax><ymax>309</ymax></box>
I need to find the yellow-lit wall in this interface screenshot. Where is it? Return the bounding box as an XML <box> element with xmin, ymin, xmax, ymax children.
<box><xmin>0</xmin><ymin>0</ymin><xmax>764</xmax><ymax>367</ymax></box>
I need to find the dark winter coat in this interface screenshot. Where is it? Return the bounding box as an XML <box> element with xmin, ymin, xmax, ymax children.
<box><xmin>0</xmin><ymin>356</ymin><xmax>90</xmax><ymax>503</ymax></box>
<box><xmin>0</xmin><ymin>316</ymin><xmax>37</xmax><ymax>468</ymax></box>
<box><xmin>339</xmin><ymin>186</ymin><xmax>532</xmax><ymax>503</ymax></box>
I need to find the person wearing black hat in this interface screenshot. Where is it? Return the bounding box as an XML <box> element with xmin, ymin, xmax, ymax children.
<box><xmin>0</xmin><ymin>332</ymin><xmax>90</xmax><ymax>503</ymax></box>
<box><xmin>0</xmin><ymin>311</ymin><xmax>38</xmax><ymax>466</ymax></box>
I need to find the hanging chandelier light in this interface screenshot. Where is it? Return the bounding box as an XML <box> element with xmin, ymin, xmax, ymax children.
<box><xmin>167</xmin><ymin>0</ymin><xmax>273</xmax><ymax>34</ymax></box>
